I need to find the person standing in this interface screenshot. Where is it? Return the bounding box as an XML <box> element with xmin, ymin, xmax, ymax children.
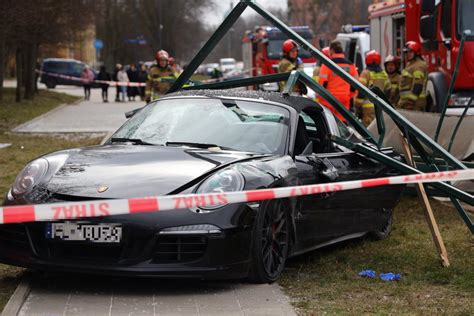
<box><xmin>113</xmin><ymin>64</ymin><xmax>121</xmax><ymax>102</ymax></box>
<box><xmin>117</xmin><ymin>65</ymin><xmax>129</xmax><ymax>102</ymax></box>
<box><xmin>80</xmin><ymin>65</ymin><xmax>94</xmax><ymax>101</ymax></box>
<box><xmin>127</xmin><ymin>63</ymin><xmax>139</xmax><ymax>101</ymax></box>
<box><xmin>145</xmin><ymin>50</ymin><xmax>177</xmax><ymax>103</ymax></box>
<box><xmin>355</xmin><ymin>50</ymin><xmax>391</xmax><ymax>126</ymax></box>
<box><xmin>384</xmin><ymin>55</ymin><xmax>401</xmax><ymax>106</ymax></box>
<box><xmin>137</xmin><ymin>63</ymin><xmax>148</xmax><ymax>101</ymax></box>
<box><xmin>277</xmin><ymin>39</ymin><xmax>305</xmax><ymax>94</ymax></box>
<box><xmin>398</xmin><ymin>41</ymin><xmax>428</xmax><ymax>111</ymax></box>
<box><xmin>318</xmin><ymin>40</ymin><xmax>358</xmax><ymax>122</ymax></box>
<box><xmin>312</xmin><ymin>47</ymin><xmax>330</xmax><ymax>83</ymax></box>
<box><xmin>97</xmin><ymin>65</ymin><xmax>111</xmax><ymax>103</ymax></box>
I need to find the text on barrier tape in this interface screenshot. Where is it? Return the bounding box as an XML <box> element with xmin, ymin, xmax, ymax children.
<box><xmin>0</xmin><ymin>169</ymin><xmax>473</xmax><ymax>225</ymax></box>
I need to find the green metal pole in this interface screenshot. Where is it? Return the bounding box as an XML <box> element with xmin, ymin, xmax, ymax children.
<box><xmin>282</xmin><ymin>71</ymin><xmax>300</xmax><ymax>95</ymax></box>
<box><xmin>447</xmin><ymin>97</ymin><xmax>472</xmax><ymax>153</ymax></box>
<box><xmin>168</xmin><ymin>1</ymin><xmax>248</xmax><ymax>93</ymax></box>
<box><xmin>245</xmin><ymin>0</ymin><xmax>467</xmax><ymax>171</ymax></box>
<box><xmin>184</xmin><ymin>72</ymin><xmax>291</xmax><ymax>90</ymax></box>
<box><xmin>434</xmin><ymin>32</ymin><xmax>467</xmax><ymax>142</ymax></box>
<box><xmin>298</xmin><ymin>72</ymin><xmax>376</xmax><ymax>143</ymax></box>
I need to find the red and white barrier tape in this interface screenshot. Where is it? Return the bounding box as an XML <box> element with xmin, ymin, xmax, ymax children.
<box><xmin>1</xmin><ymin>169</ymin><xmax>472</xmax><ymax>225</ymax></box>
<box><xmin>38</xmin><ymin>70</ymin><xmax>146</xmax><ymax>87</ymax></box>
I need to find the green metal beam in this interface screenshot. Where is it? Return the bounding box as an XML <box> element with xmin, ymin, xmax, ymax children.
<box><xmin>297</xmin><ymin>71</ymin><xmax>376</xmax><ymax>143</ymax></box>
<box><xmin>167</xmin><ymin>1</ymin><xmax>248</xmax><ymax>93</ymax></box>
<box><xmin>245</xmin><ymin>0</ymin><xmax>467</xmax><ymax>171</ymax></box>
<box><xmin>282</xmin><ymin>71</ymin><xmax>300</xmax><ymax>95</ymax></box>
<box><xmin>184</xmin><ymin>72</ymin><xmax>291</xmax><ymax>90</ymax></box>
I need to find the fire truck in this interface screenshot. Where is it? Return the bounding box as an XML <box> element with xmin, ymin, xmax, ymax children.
<box><xmin>369</xmin><ymin>0</ymin><xmax>474</xmax><ymax>114</ymax></box>
<box><xmin>242</xmin><ymin>26</ymin><xmax>317</xmax><ymax>90</ymax></box>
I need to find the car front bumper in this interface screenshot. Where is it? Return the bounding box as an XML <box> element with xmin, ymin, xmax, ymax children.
<box><xmin>0</xmin><ymin>203</ymin><xmax>258</xmax><ymax>279</ymax></box>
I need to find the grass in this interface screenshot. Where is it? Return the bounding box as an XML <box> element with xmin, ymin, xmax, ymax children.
<box><xmin>0</xmin><ymin>88</ymin><xmax>102</xmax><ymax>311</ymax></box>
<box><xmin>280</xmin><ymin>197</ymin><xmax>474</xmax><ymax>315</ymax></box>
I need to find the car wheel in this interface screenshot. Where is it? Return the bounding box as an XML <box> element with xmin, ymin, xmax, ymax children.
<box><xmin>370</xmin><ymin>208</ymin><xmax>393</xmax><ymax>240</ymax></box>
<box><xmin>248</xmin><ymin>199</ymin><xmax>289</xmax><ymax>283</ymax></box>
<box><xmin>45</xmin><ymin>78</ymin><xmax>56</xmax><ymax>89</ymax></box>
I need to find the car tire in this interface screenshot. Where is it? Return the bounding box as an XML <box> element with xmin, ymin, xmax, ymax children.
<box><xmin>45</xmin><ymin>78</ymin><xmax>56</xmax><ymax>89</ymax></box>
<box><xmin>248</xmin><ymin>199</ymin><xmax>290</xmax><ymax>284</ymax></box>
<box><xmin>369</xmin><ymin>208</ymin><xmax>393</xmax><ymax>240</ymax></box>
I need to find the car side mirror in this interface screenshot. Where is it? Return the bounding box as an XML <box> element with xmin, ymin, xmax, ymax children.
<box><xmin>125</xmin><ymin>107</ymin><xmax>142</xmax><ymax>119</ymax></box>
<box><xmin>308</xmin><ymin>156</ymin><xmax>339</xmax><ymax>181</ymax></box>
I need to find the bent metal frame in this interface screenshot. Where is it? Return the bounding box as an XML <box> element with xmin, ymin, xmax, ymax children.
<box><xmin>167</xmin><ymin>0</ymin><xmax>473</xmax><ymax>237</ymax></box>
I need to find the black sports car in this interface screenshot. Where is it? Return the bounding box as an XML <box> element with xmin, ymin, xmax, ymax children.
<box><xmin>1</xmin><ymin>90</ymin><xmax>404</xmax><ymax>283</ymax></box>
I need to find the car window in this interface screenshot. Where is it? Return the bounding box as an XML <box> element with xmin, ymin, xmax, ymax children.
<box><xmin>335</xmin><ymin>116</ymin><xmax>352</xmax><ymax>139</ymax></box>
<box><xmin>112</xmin><ymin>98</ymin><xmax>290</xmax><ymax>155</ymax></box>
<box><xmin>299</xmin><ymin>112</ymin><xmax>317</xmax><ymax>132</ymax></box>
<box><xmin>45</xmin><ymin>62</ymin><xmax>69</xmax><ymax>72</ymax></box>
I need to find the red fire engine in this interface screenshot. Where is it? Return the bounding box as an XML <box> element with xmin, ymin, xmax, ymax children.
<box><xmin>242</xmin><ymin>26</ymin><xmax>317</xmax><ymax>82</ymax></box>
<box><xmin>368</xmin><ymin>0</ymin><xmax>474</xmax><ymax>114</ymax></box>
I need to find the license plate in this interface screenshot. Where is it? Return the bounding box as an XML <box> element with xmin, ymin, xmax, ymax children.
<box><xmin>46</xmin><ymin>222</ymin><xmax>122</xmax><ymax>243</ymax></box>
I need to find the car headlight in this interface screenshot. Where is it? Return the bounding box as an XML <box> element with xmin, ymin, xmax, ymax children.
<box><xmin>196</xmin><ymin>169</ymin><xmax>245</xmax><ymax>210</ymax></box>
<box><xmin>11</xmin><ymin>158</ymin><xmax>48</xmax><ymax>197</ymax></box>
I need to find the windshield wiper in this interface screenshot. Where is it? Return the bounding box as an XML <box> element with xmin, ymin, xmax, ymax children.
<box><xmin>165</xmin><ymin>141</ymin><xmax>235</xmax><ymax>150</ymax></box>
<box><xmin>110</xmin><ymin>137</ymin><xmax>155</xmax><ymax>145</ymax></box>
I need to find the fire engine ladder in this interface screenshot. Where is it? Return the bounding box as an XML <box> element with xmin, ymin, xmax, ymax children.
<box><xmin>167</xmin><ymin>0</ymin><xmax>473</xmax><ymax>233</ymax></box>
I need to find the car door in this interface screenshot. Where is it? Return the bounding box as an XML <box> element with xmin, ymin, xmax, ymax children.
<box><xmin>293</xmin><ymin>112</ymin><xmax>353</xmax><ymax>246</ymax></box>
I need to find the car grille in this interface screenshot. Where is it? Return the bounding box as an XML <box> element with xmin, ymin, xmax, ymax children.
<box><xmin>47</xmin><ymin>242</ymin><xmax>123</xmax><ymax>263</ymax></box>
<box><xmin>0</xmin><ymin>224</ymin><xmax>30</xmax><ymax>251</ymax></box>
<box><xmin>152</xmin><ymin>236</ymin><xmax>207</xmax><ymax>263</ymax></box>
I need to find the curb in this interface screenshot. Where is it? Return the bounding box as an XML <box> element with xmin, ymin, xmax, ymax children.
<box><xmin>1</xmin><ymin>275</ymin><xmax>31</xmax><ymax>316</ymax></box>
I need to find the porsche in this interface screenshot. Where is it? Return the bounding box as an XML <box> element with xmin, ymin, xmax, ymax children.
<box><xmin>1</xmin><ymin>90</ymin><xmax>404</xmax><ymax>283</ymax></box>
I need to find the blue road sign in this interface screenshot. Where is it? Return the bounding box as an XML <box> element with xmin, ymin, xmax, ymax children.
<box><xmin>94</xmin><ymin>39</ymin><xmax>104</xmax><ymax>50</ymax></box>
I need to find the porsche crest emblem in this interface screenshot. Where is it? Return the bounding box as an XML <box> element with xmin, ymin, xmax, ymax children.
<box><xmin>97</xmin><ymin>186</ymin><xmax>109</xmax><ymax>193</ymax></box>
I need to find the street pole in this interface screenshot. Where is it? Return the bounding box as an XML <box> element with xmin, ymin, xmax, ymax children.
<box><xmin>227</xmin><ymin>1</ymin><xmax>233</xmax><ymax>57</ymax></box>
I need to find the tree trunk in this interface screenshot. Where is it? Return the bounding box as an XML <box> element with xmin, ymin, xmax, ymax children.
<box><xmin>15</xmin><ymin>47</ymin><xmax>22</xmax><ymax>102</ymax></box>
<box><xmin>24</xmin><ymin>43</ymin><xmax>37</xmax><ymax>100</ymax></box>
<box><xmin>0</xmin><ymin>37</ymin><xmax>4</xmax><ymax>101</ymax></box>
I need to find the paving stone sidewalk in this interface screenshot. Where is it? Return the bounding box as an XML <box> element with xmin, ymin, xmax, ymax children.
<box><xmin>15</xmin><ymin>274</ymin><xmax>296</xmax><ymax>316</ymax></box>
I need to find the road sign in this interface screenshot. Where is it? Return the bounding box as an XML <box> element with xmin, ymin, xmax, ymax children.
<box><xmin>94</xmin><ymin>39</ymin><xmax>104</xmax><ymax>50</ymax></box>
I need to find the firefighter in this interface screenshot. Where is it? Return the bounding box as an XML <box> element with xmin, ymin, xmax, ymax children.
<box><xmin>397</xmin><ymin>41</ymin><xmax>428</xmax><ymax>111</ymax></box>
<box><xmin>355</xmin><ymin>50</ymin><xmax>391</xmax><ymax>126</ymax></box>
<box><xmin>384</xmin><ymin>55</ymin><xmax>401</xmax><ymax>106</ymax></box>
<box><xmin>313</xmin><ymin>47</ymin><xmax>330</xmax><ymax>83</ymax></box>
<box><xmin>277</xmin><ymin>39</ymin><xmax>304</xmax><ymax>94</ymax></box>
<box><xmin>318</xmin><ymin>40</ymin><xmax>358</xmax><ymax>122</ymax></box>
<box><xmin>145</xmin><ymin>50</ymin><xmax>177</xmax><ymax>103</ymax></box>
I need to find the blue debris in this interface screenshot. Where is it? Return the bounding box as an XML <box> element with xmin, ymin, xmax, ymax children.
<box><xmin>358</xmin><ymin>270</ymin><xmax>376</xmax><ymax>278</ymax></box>
<box><xmin>380</xmin><ymin>273</ymin><xmax>401</xmax><ymax>281</ymax></box>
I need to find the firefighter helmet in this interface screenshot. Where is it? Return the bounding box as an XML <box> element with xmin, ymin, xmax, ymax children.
<box><xmin>282</xmin><ymin>39</ymin><xmax>298</xmax><ymax>54</ymax></box>
<box><xmin>365</xmin><ymin>50</ymin><xmax>381</xmax><ymax>65</ymax></box>
<box><xmin>384</xmin><ymin>54</ymin><xmax>400</xmax><ymax>66</ymax></box>
<box><xmin>321</xmin><ymin>46</ymin><xmax>330</xmax><ymax>58</ymax></box>
<box><xmin>403</xmin><ymin>41</ymin><xmax>422</xmax><ymax>55</ymax></box>
<box><xmin>155</xmin><ymin>50</ymin><xmax>170</xmax><ymax>61</ymax></box>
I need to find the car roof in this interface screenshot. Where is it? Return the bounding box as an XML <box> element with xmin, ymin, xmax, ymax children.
<box><xmin>164</xmin><ymin>89</ymin><xmax>324</xmax><ymax>113</ymax></box>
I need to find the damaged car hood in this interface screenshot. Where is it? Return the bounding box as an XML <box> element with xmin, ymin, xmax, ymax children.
<box><xmin>46</xmin><ymin>145</ymin><xmax>264</xmax><ymax>198</ymax></box>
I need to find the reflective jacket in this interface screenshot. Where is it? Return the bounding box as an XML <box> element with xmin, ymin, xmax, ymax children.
<box><xmin>318</xmin><ymin>53</ymin><xmax>358</xmax><ymax>122</ymax></box>
<box><xmin>397</xmin><ymin>58</ymin><xmax>428</xmax><ymax>111</ymax></box>
<box><xmin>355</xmin><ymin>68</ymin><xmax>391</xmax><ymax>126</ymax></box>
<box><xmin>145</xmin><ymin>65</ymin><xmax>177</xmax><ymax>101</ymax></box>
<box><xmin>387</xmin><ymin>72</ymin><xmax>400</xmax><ymax>106</ymax></box>
<box><xmin>278</xmin><ymin>57</ymin><xmax>304</xmax><ymax>93</ymax></box>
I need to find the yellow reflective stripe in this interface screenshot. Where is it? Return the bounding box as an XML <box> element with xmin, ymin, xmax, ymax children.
<box><xmin>369</xmin><ymin>72</ymin><xmax>388</xmax><ymax>80</ymax></box>
<box><xmin>401</xmin><ymin>70</ymin><xmax>413</xmax><ymax>77</ymax></box>
<box><xmin>362</xmin><ymin>103</ymin><xmax>375</xmax><ymax>108</ymax></box>
<box><xmin>359</xmin><ymin>77</ymin><xmax>368</xmax><ymax>84</ymax></box>
<box><xmin>413</xmin><ymin>70</ymin><xmax>425</xmax><ymax>79</ymax></box>
<box><xmin>400</xmin><ymin>91</ymin><xmax>418</xmax><ymax>101</ymax></box>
